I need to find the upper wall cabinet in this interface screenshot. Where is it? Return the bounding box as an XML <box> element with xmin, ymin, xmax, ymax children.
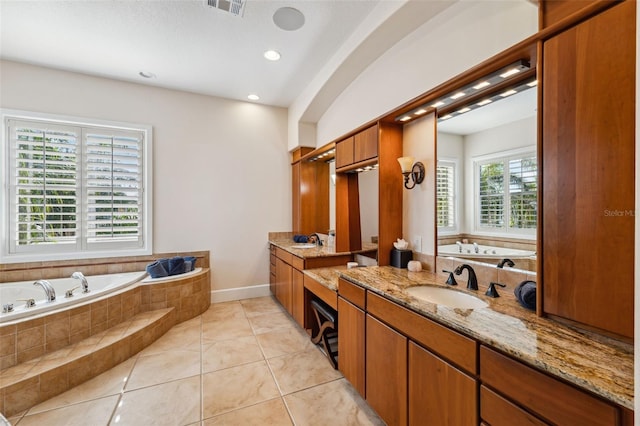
<box><xmin>336</xmin><ymin>125</ymin><xmax>378</xmax><ymax>171</ymax></box>
<box><xmin>541</xmin><ymin>0</ymin><xmax>635</xmax><ymax>339</ymax></box>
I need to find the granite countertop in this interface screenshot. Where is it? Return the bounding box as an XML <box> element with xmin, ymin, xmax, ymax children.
<box><xmin>303</xmin><ymin>266</ymin><xmax>347</xmax><ymax>292</ymax></box>
<box><xmin>336</xmin><ymin>266</ymin><xmax>633</xmax><ymax>410</ymax></box>
<box><xmin>269</xmin><ymin>235</ymin><xmax>378</xmax><ymax>259</ymax></box>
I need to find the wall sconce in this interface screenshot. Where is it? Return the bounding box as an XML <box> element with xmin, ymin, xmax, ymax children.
<box><xmin>397</xmin><ymin>157</ymin><xmax>425</xmax><ymax>189</ymax></box>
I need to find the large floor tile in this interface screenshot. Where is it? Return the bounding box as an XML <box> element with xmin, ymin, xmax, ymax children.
<box><xmin>268</xmin><ymin>347</ymin><xmax>342</xmax><ymax>395</ymax></box>
<box><xmin>201</xmin><ymin>301</ymin><xmax>246</xmax><ymax>323</ymax></box>
<box><xmin>27</xmin><ymin>358</ymin><xmax>136</xmax><ymax>414</ymax></box>
<box><xmin>256</xmin><ymin>326</ymin><xmax>314</xmax><ymax>359</ymax></box>
<box><xmin>247</xmin><ymin>310</ymin><xmax>298</xmax><ymax>335</ymax></box>
<box><xmin>202</xmin><ymin>316</ymin><xmax>254</xmax><ymax>343</ymax></box>
<box><xmin>112</xmin><ymin>376</ymin><xmax>200</xmax><ymax>426</ymax></box>
<box><xmin>126</xmin><ymin>349</ymin><xmax>201</xmax><ymax>390</ymax></box>
<box><xmin>202</xmin><ymin>335</ymin><xmax>264</xmax><ymax>373</ymax></box>
<box><xmin>240</xmin><ymin>296</ymin><xmax>285</xmax><ymax>318</ymax></box>
<box><xmin>16</xmin><ymin>395</ymin><xmax>119</xmax><ymax>426</ymax></box>
<box><xmin>285</xmin><ymin>378</ymin><xmax>384</xmax><ymax>426</ymax></box>
<box><xmin>139</xmin><ymin>318</ymin><xmax>202</xmax><ymax>355</ymax></box>
<box><xmin>203</xmin><ymin>398</ymin><xmax>292</xmax><ymax>425</ymax></box>
<box><xmin>202</xmin><ymin>360</ymin><xmax>280</xmax><ymax>418</ymax></box>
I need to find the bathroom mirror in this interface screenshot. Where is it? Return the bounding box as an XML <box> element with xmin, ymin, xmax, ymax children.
<box><xmin>436</xmin><ymin>86</ymin><xmax>537</xmax><ymax>271</ymax></box>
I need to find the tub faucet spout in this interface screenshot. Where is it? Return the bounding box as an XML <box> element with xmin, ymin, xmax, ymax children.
<box><xmin>71</xmin><ymin>272</ymin><xmax>90</xmax><ymax>293</ymax></box>
<box><xmin>33</xmin><ymin>280</ymin><xmax>56</xmax><ymax>302</ymax></box>
<box><xmin>455</xmin><ymin>241</ymin><xmax>463</xmax><ymax>253</ymax></box>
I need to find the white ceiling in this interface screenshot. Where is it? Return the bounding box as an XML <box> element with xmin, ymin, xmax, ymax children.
<box><xmin>0</xmin><ymin>0</ymin><xmax>384</xmax><ymax>107</ymax></box>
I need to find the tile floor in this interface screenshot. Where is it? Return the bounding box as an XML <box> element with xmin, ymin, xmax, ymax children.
<box><xmin>6</xmin><ymin>297</ymin><xmax>383</xmax><ymax>425</ymax></box>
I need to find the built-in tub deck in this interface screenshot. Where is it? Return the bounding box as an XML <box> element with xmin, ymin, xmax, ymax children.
<box><xmin>0</xmin><ymin>268</ymin><xmax>211</xmax><ymax>417</ymax></box>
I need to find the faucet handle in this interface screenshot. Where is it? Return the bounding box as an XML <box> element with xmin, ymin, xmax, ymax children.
<box><xmin>2</xmin><ymin>303</ymin><xmax>14</xmax><ymax>313</ymax></box>
<box><xmin>485</xmin><ymin>282</ymin><xmax>506</xmax><ymax>298</ymax></box>
<box><xmin>17</xmin><ymin>298</ymin><xmax>36</xmax><ymax>308</ymax></box>
<box><xmin>65</xmin><ymin>286</ymin><xmax>80</xmax><ymax>298</ymax></box>
<box><xmin>442</xmin><ymin>270</ymin><xmax>458</xmax><ymax>286</ymax></box>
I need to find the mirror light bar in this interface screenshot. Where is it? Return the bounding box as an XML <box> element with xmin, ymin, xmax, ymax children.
<box><xmin>394</xmin><ymin>59</ymin><xmax>530</xmax><ymax>123</ymax></box>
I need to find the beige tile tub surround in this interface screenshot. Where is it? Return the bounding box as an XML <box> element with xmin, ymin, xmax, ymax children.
<box><xmin>1</xmin><ymin>268</ymin><xmax>211</xmax><ymax>372</ymax></box>
<box><xmin>0</xmin><ymin>250</ymin><xmax>210</xmax><ymax>283</ymax></box>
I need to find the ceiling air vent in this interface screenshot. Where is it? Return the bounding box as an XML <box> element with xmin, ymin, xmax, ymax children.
<box><xmin>207</xmin><ymin>0</ymin><xmax>245</xmax><ymax>17</ymax></box>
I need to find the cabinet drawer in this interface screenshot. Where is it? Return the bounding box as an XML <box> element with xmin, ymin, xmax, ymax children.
<box><xmin>275</xmin><ymin>247</ymin><xmax>293</xmax><ymax>264</ymax></box>
<box><xmin>367</xmin><ymin>292</ymin><xmax>476</xmax><ymax>374</ymax></box>
<box><xmin>480</xmin><ymin>346</ymin><xmax>618</xmax><ymax>426</ymax></box>
<box><xmin>338</xmin><ymin>278</ymin><xmax>366</xmax><ymax>310</ymax></box>
<box><xmin>291</xmin><ymin>255</ymin><xmax>304</xmax><ymax>270</ymax></box>
<box><xmin>304</xmin><ymin>275</ymin><xmax>338</xmax><ymax>310</ymax></box>
<box><xmin>481</xmin><ymin>385</ymin><xmax>548</xmax><ymax>426</ymax></box>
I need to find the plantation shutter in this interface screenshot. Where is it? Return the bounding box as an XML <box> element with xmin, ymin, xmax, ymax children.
<box><xmin>436</xmin><ymin>162</ymin><xmax>456</xmax><ymax>230</ymax></box>
<box><xmin>509</xmin><ymin>155</ymin><xmax>537</xmax><ymax>229</ymax></box>
<box><xmin>9</xmin><ymin>119</ymin><xmax>80</xmax><ymax>252</ymax></box>
<box><xmin>6</xmin><ymin>118</ymin><xmax>146</xmax><ymax>256</ymax></box>
<box><xmin>478</xmin><ymin>161</ymin><xmax>505</xmax><ymax>228</ymax></box>
<box><xmin>84</xmin><ymin>127</ymin><xmax>144</xmax><ymax>247</ymax></box>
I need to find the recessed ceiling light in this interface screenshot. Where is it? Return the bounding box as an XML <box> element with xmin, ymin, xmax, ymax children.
<box><xmin>477</xmin><ymin>99</ymin><xmax>493</xmax><ymax>106</ymax></box>
<box><xmin>500</xmin><ymin>89</ymin><xmax>517</xmax><ymax>97</ymax></box>
<box><xmin>138</xmin><ymin>71</ymin><xmax>156</xmax><ymax>79</ymax></box>
<box><xmin>273</xmin><ymin>7</ymin><xmax>305</xmax><ymax>31</ymax></box>
<box><xmin>414</xmin><ymin>109</ymin><xmax>427</xmax><ymax>115</ymax></box>
<box><xmin>264</xmin><ymin>50</ymin><xmax>281</xmax><ymax>61</ymax></box>
<box><xmin>500</xmin><ymin>67</ymin><xmax>521</xmax><ymax>78</ymax></box>
<box><xmin>450</xmin><ymin>91</ymin><xmax>465</xmax><ymax>100</ymax></box>
<box><xmin>399</xmin><ymin>116</ymin><xmax>412</xmax><ymax>122</ymax></box>
<box><xmin>473</xmin><ymin>81</ymin><xmax>490</xmax><ymax>90</ymax></box>
<box><xmin>456</xmin><ymin>107</ymin><xmax>471</xmax><ymax>114</ymax></box>
<box><xmin>431</xmin><ymin>101</ymin><xmax>445</xmax><ymax>108</ymax></box>
<box><xmin>247</xmin><ymin>94</ymin><xmax>260</xmax><ymax>101</ymax></box>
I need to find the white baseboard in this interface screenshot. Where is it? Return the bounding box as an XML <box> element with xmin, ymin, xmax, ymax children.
<box><xmin>210</xmin><ymin>284</ymin><xmax>272</xmax><ymax>303</ymax></box>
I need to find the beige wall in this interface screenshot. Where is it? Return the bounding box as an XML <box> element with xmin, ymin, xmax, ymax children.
<box><xmin>0</xmin><ymin>60</ymin><xmax>290</xmax><ymax>291</ymax></box>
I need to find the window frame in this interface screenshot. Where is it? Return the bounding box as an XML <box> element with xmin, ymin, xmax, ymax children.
<box><xmin>473</xmin><ymin>146</ymin><xmax>537</xmax><ymax>239</ymax></box>
<box><xmin>1</xmin><ymin>109</ymin><xmax>153</xmax><ymax>263</ymax></box>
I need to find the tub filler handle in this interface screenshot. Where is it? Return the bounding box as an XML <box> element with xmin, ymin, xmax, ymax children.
<box><xmin>65</xmin><ymin>286</ymin><xmax>80</xmax><ymax>298</ymax></box>
<box><xmin>2</xmin><ymin>303</ymin><xmax>14</xmax><ymax>313</ymax></box>
<box><xmin>16</xmin><ymin>299</ymin><xmax>36</xmax><ymax>308</ymax></box>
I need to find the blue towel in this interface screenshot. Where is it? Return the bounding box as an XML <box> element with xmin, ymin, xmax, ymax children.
<box><xmin>168</xmin><ymin>256</ymin><xmax>186</xmax><ymax>276</ymax></box>
<box><xmin>293</xmin><ymin>235</ymin><xmax>308</xmax><ymax>243</ymax></box>
<box><xmin>159</xmin><ymin>258</ymin><xmax>170</xmax><ymax>273</ymax></box>
<box><xmin>514</xmin><ymin>280</ymin><xmax>536</xmax><ymax>311</ymax></box>
<box><xmin>184</xmin><ymin>256</ymin><xmax>197</xmax><ymax>272</ymax></box>
<box><xmin>146</xmin><ymin>261</ymin><xmax>168</xmax><ymax>278</ymax></box>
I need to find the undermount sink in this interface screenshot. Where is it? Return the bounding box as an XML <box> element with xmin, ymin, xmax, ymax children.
<box><xmin>405</xmin><ymin>286</ymin><xmax>488</xmax><ymax>309</ymax></box>
<box><xmin>291</xmin><ymin>244</ymin><xmax>317</xmax><ymax>249</ymax></box>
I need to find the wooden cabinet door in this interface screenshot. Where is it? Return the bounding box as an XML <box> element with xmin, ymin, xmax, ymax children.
<box><xmin>354</xmin><ymin>125</ymin><xmax>378</xmax><ymax>163</ymax></box>
<box><xmin>336</xmin><ymin>136</ymin><xmax>354</xmax><ymax>169</ymax></box>
<box><xmin>338</xmin><ymin>297</ymin><xmax>365</xmax><ymax>397</ymax></box>
<box><xmin>408</xmin><ymin>341</ymin><xmax>477</xmax><ymax>426</ymax></box>
<box><xmin>542</xmin><ymin>0</ymin><xmax>635</xmax><ymax>338</ymax></box>
<box><xmin>275</xmin><ymin>257</ymin><xmax>292</xmax><ymax>314</ymax></box>
<box><xmin>291</xmin><ymin>268</ymin><xmax>304</xmax><ymax>327</ymax></box>
<box><xmin>366</xmin><ymin>314</ymin><xmax>407</xmax><ymax>426</ymax></box>
<box><xmin>480</xmin><ymin>386</ymin><xmax>549</xmax><ymax>426</ymax></box>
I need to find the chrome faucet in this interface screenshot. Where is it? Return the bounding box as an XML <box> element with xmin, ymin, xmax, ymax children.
<box><xmin>455</xmin><ymin>241</ymin><xmax>463</xmax><ymax>253</ymax></box>
<box><xmin>497</xmin><ymin>258</ymin><xmax>515</xmax><ymax>269</ymax></box>
<box><xmin>473</xmin><ymin>242</ymin><xmax>479</xmax><ymax>254</ymax></box>
<box><xmin>454</xmin><ymin>264</ymin><xmax>478</xmax><ymax>290</ymax></box>
<box><xmin>71</xmin><ymin>272</ymin><xmax>90</xmax><ymax>293</ymax></box>
<box><xmin>33</xmin><ymin>280</ymin><xmax>56</xmax><ymax>302</ymax></box>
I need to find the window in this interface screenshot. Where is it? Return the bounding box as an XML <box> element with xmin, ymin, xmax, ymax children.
<box><xmin>476</xmin><ymin>151</ymin><xmax>536</xmax><ymax>234</ymax></box>
<box><xmin>2</xmin><ymin>111</ymin><xmax>152</xmax><ymax>262</ymax></box>
<box><xmin>437</xmin><ymin>160</ymin><xmax>457</xmax><ymax>232</ymax></box>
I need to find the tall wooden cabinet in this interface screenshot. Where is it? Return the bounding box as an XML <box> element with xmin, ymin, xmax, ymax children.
<box><xmin>541</xmin><ymin>0</ymin><xmax>635</xmax><ymax>339</ymax></box>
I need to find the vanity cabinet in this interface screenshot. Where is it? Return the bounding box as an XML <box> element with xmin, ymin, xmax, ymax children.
<box><xmin>337</xmin><ymin>277</ymin><xmax>366</xmax><ymax>397</ymax></box>
<box><xmin>272</xmin><ymin>246</ymin><xmax>304</xmax><ymax>326</ymax></box>
<box><xmin>363</xmin><ymin>291</ymin><xmax>478</xmax><ymax>425</ymax></box>
<box><xmin>541</xmin><ymin>0</ymin><xmax>635</xmax><ymax>339</ymax></box>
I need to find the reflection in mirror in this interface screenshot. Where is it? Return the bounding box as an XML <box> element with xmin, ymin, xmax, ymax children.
<box><xmin>329</xmin><ymin>160</ymin><xmax>336</xmax><ymax>231</ymax></box>
<box><xmin>436</xmin><ymin>86</ymin><xmax>537</xmax><ymax>271</ymax></box>
<box><xmin>359</xmin><ymin>168</ymin><xmax>379</xmax><ymax>244</ymax></box>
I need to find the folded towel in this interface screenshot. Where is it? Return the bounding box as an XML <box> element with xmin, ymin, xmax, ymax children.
<box><xmin>146</xmin><ymin>260</ymin><xmax>168</xmax><ymax>278</ymax></box>
<box><xmin>184</xmin><ymin>256</ymin><xmax>197</xmax><ymax>272</ymax></box>
<box><xmin>514</xmin><ymin>280</ymin><xmax>536</xmax><ymax>310</ymax></box>
<box><xmin>293</xmin><ymin>234</ymin><xmax>308</xmax><ymax>243</ymax></box>
<box><xmin>159</xmin><ymin>258</ymin><xmax>170</xmax><ymax>273</ymax></box>
<box><xmin>168</xmin><ymin>256</ymin><xmax>186</xmax><ymax>276</ymax></box>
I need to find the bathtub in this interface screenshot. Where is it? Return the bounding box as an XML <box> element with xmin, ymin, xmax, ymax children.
<box><xmin>438</xmin><ymin>243</ymin><xmax>535</xmax><ymax>259</ymax></box>
<box><xmin>0</xmin><ymin>270</ymin><xmax>147</xmax><ymax>323</ymax></box>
